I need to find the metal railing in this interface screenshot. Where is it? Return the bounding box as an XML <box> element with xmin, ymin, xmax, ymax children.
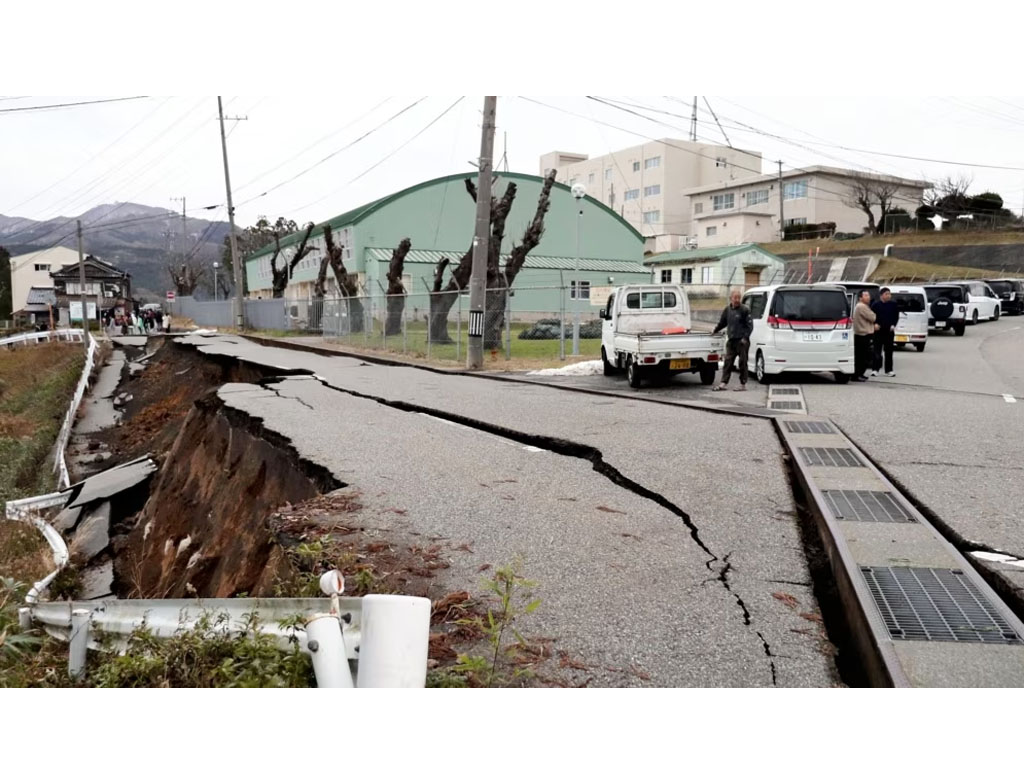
<box><xmin>53</xmin><ymin>333</ymin><xmax>98</xmax><ymax>489</ymax></box>
<box><xmin>0</xmin><ymin>328</ymin><xmax>87</xmax><ymax>348</ymax></box>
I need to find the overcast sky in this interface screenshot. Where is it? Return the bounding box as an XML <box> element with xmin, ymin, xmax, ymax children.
<box><xmin>3</xmin><ymin>93</ymin><xmax>1023</xmax><ymax>237</ymax></box>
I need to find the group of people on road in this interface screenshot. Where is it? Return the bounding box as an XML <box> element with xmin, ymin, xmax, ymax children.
<box><xmin>852</xmin><ymin>288</ymin><xmax>899</xmax><ymax>381</ymax></box>
<box><xmin>102</xmin><ymin>307</ymin><xmax>169</xmax><ymax>336</ymax></box>
<box><xmin>707</xmin><ymin>286</ymin><xmax>904</xmax><ymax>391</ymax></box>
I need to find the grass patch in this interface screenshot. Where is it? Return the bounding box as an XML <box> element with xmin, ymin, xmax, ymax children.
<box><xmin>762</xmin><ymin>230</ymin><xmax>1024</xmax><ymax>256</ymax></box>
<box><xmin>0</xmin><ymin>344</ymin><xmax>84</xmax><ymax>505</ymax></box>
<box><xmin>870</xmin><ymin>257</ymin><xmax>1010</xmax><ymax>283</ymax></box>
<box><xmin>0</xmin><ymin>520</ymin><xmax>53</xmax><ymax>587</ymax></box>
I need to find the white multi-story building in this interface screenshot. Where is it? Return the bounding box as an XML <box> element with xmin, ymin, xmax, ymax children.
<box><xmin>685</xmin><ymin>166</ymin><xmax>931</xmax><ymax>248</ymax></box>
<box><xmin>8</xmin><ymin>245</ymin><xmax>80</xmax><ymax>316</ymax></box>
<box><xmin>539</xmin><ymin>139</ymin><xmax>763</xmax><ymax>253</ymax></box>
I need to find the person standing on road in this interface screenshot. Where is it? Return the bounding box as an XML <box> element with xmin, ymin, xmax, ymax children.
<box><xmin>852</xmin><ymin>290</ymin><xmax>879</xmax><ymax>382</ymax></box>
<box><xmin>871</xmin><ymin>287</ymin><xmax>899</xmax><ymax>377</ymax></box>
<box><xmin>711</xmin><ymin>290</ymin><xmax>753</xmax><ymax>392</ymax></box>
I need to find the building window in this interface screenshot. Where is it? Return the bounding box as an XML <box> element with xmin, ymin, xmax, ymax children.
<box><xmin>632</xmin><ymin>161</ymin><xmax>640</xmax><ymax>172</ymax></box>
<box><xmin>570</xmin><ymin>280</ymin><xmax>591</xmax><ymax>300</ymax></box>
<box><xmin>660</xmin><ymin>269</ymin><xmax>672</xmax><ymax>283</ymax></box>
<box><xmin>694</xmin><ymin>202</ymin><xmax>703</xmax><ymax>214</ymax></box>
<box><xmin>642</xmin><ymin>210</ymin><xmax>661</xmax><ymax>224</ymax></box>
<box><xmin>624</xmin><ymin>189</ymin><xmax>640</xmax><ymax>201</ymax></box>
<box><xmin>783</xmin><ymin>180</ymin><xmax>808</xmax><ymax>199</ymax></box>
<box><xmin>706</xmin><ymin>226</ymin><xmax>718</xmax><ymax>236</ymax></box>
<box><xmin>715</xmin><ymin>156</ymin><xmax>728</xmax><ymax>168</ymax></box>
<box><xmin>35</xmin><ymin>263</ymin><xmax>51</xmax><ymax>272</ymax></box>
<box><xmin>712</xmin><ymin>193</ymin><xmax>735</xmax><ymax>211</ymax></box>
<box><xmin>680</xmin><ymin>268</ymin><xmax>693</xmax><ymax>284</ymax></box>
<box><xmin>643</xmin><ymin>184</ymin><xmax>661</xmax><ymax>197</ymax></box>
<box><xmin>746</xmin><ymin>189</ymin><xmax>769</xmax><ymax>206</ymax></box>
<box><xmin>701</xmin><ymin>267</ymin><xmax>713</xmax><ymax>283</ymax></box>
<box><xmin>784</xmin><ymin>217</ymin><xmax>808</xmax><ymax>227</ymax></box>
<box><xmin>645</xmin><ymin>156</ymin><xmax>661</xmax><ymax>169</ymax></box>
<box><xmin>587</xmin><ymin>173</ymin><xmax>594</xmax><ymax>184</ymax></box>
<box><xmin>604</xmin><ymin>168</ymin><xmax>613</xmax><ymax>181</ymax></box>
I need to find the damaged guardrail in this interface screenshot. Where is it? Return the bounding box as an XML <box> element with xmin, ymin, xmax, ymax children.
<box><xmin>0</xmin><ymin>328</ymin><xmax>87</xmax><ymax>348</ymax></box>
<box><xmin>5</xmin><ymin>491</ymin><xmax>72</xmax><ymax>603</ymax></box>
<box><xmin>53</xmin><ymin>332</ymin><xmax>98</xmax><ymax>489</ymax></box>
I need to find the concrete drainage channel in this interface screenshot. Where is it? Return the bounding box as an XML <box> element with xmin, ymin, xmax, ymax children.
<box><xmin>232</xmin><ymin>337</ymin><xmax>1024</xmax><ymax>686</ymax></box>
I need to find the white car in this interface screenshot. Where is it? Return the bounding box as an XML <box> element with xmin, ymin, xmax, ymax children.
<box><xmin>951</xmin><ymin>280</ymin><xmax>1001</xmax><ymax>324</ymax></box>
<box><xmin>741</xmin><ymin>284</ymin><xmax>854</xmax><ymax>384</ymax></box>
<box><xmin>886</xmin><ymin>284</ymin><xmax>929</xmax><ymax>352</ymax></box>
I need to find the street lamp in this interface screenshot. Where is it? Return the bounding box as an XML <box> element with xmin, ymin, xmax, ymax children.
<box><xmin>212</xmin><ymin>261</ymin><xmax>220</xmax><ymax>300</ymax></box>
<box><xmin>571</xmin><ymin>182</ymin><xmax>586</xmax><ymax>355</ymax></box>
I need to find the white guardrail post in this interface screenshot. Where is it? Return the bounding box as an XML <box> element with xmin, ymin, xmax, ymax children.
<box><xmin>356</xmin><ymin>595</ymin><xmax>431</xmax><ymax>688</ymax></box>
<box><xmin>68</xmin><ymin>609</ymin><xmax>91</xmax><ymax>679</ymax></box>
<box><xmin>305</xmin><ymin>614</ymin><xmax>355</xmax><ymax>688</ymax></box>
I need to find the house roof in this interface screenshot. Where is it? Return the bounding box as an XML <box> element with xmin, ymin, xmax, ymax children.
<box><xmin>366</xmin><ymin>248</ymin><xmax>650</xmax><ymax>274</ymax></box>
<box><xmin>49</xmin><ymin>255</ymin><xmax>128</xmax><ymax>279</ymax></box>
<box><xmin>247</xmin><ymin>171</ymin><xmax>645</xmax><ymax>262</ymax></box>
<box><xmin>644</xmin><ymin>243</ymin><xmax>782</xmax><ymax>266</ymax></box>
<box><xmin>685</xmin><ymin>165</ymin><xmax>932</xmax><ymax>196</ymax></box>
<box><xmin>26</xmin><ymin>286</ymin><xmax>56</xmax><ymax>305</ymax></box>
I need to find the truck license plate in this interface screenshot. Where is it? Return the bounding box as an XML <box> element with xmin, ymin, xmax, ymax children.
<box><xmin>670</xmin><ymin>359</ymin><xmax>691</xmax><ymax>370</ymax></box>
<box><xmin>895</xmin><ymin>334</ymin><xmax>909</xmax><ymax>342</ymax></box>
<box><xmin>802</xmin><ymin>333</ymin><xmax>823</xmax><ymax>342</ymax></box>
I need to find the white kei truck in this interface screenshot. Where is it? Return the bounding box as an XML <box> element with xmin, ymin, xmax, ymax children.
<box><xmin>598</xmin><ymin>284</ymin><xmax>725</xmax><ymax>389</ymax></box>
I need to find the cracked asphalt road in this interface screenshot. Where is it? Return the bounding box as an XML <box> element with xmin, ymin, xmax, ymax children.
<box><xmin>176</xmin><ymin>334</ymin><xmax>838</xmax><ymax>686</ymax></box>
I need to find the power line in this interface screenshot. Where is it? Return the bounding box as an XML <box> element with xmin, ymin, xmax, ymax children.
<box><xmin>0</xmin><ymin>96</ymin><xmax>149</xmax><ymax>114</ymax></box>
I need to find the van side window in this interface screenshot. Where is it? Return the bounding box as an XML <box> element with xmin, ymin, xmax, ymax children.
<box><xmin>744</xmin><ymin>293</ymin><xmax>767</xmax><ymax>318</ymax></box>
<box><xmin>662</xmin><ymin>291</ymin><xmax>677</xmax><ymax>308</ymax></box>
<box><xmin>626</xmin><ymin>292</ymin><xmax>640</xmax><ymax>309</ymax></box>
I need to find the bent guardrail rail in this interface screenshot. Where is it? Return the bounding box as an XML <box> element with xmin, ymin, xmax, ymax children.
<box><xmin>53</xmin><ymin>333</ymin><xmax>98</xmax><ymax>489</ymax></box>
<box><xmin>5</xmin><ymin>491</ymin><xmax>72</xmax><ymax>603</ymax></box>
<box><xmin>0</xmin><ymin>328</ymin><xmax>86</xmax><ymax>348</ymax></box>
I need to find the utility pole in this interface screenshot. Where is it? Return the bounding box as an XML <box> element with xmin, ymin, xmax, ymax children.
<box><xmin>467</xmin><ymin>96</ymin><xmax>497</xmax><ymax>370</ymax></box>
<box><xmin>171</xmin><ymin>196</ymin><xmax>187</xmax><ymax>262</ymax></box>
<box><xmin>76</xmin><ymin>219</ymin><xmax>87</xmax><ymax>350</ymax></box>
<box><xmin>218</xmin><ymin>97</ymin><xmax>245</xmax><ymax>330</ymax></box>
<box><xmin>690</xmin><ymin>97</ymin><xmax>697</xmax><ymax>142</ymax></box>
<box><xmin>777</xmin><ymin>160</ymin><xmax>785</xmax><ymax>241</ymax></box>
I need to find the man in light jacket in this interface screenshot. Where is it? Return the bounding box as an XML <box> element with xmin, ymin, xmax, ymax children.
<box><xmin>852</xmin><ymin>290</ymin><xmax>878</xmax><ymax>382</ymax></box>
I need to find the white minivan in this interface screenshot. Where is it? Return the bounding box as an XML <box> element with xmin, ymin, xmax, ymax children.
<box><xmin>886</xmin><ymin>284</ymin><xmax>929</xmax><ymax>352</ymax></box>
<box><xmin>951</xmin><ymin>280</ymin><xmax>1001</xmax><ymax>324</ymax></box>
<box><xmin>741</xmin><ymin>284</ymin><xmax>854</xmax><ymax>384</ymax></box>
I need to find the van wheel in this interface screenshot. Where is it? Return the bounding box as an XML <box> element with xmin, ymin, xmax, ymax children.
<box><xmin>954</xmin><ymin>323</ymin><xmax>966</xmax><ymax>336</ymax></box>
<box><xmin>755</xmin><ymin>352</ymin><xmax>771</xmax><ymax>384</ymax></box>
<box><xmin>601</xmin><ymin>346</ymin><xmax>615</xmax><ymax>376</ymax></box>
<box><xmin>834</xmin><ymin>372</ymin><xmax>850</xmax><ymax>384</ymax></box>
<box><xmin>972</xmin><ymin>309</ymin><xmax>979</xmax><ymax>324</ymax></box>
<box><xmin>699</xmin><ymin>364</ymin><xmax>716</xmax><ymax>386</ymax></box>
<box><xmin>993</xmin><ymin>307</ymin><xmax>1000</xmax><ymax>321</ymax></box>
<box><xmin>626</xmin><ymin>357</ymin><xmax>642</xmax><ymax>389</ymax></box>
<box><xmin>914</xmin><ymin>342</ymin><xmax>926</xmax><ymax>352</ymax></box>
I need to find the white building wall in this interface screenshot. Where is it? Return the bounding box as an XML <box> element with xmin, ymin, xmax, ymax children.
<box><xmin>8</xmin><ymin>245</ymin><xmax>80</xmax><ymax>313</ymax></box>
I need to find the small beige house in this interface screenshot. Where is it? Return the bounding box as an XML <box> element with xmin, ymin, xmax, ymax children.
<box><xmin>644</xmin><ymin>243</ymin><xmax>786</xmax><ymax>298</ymax></box>
<box><xmin>8</xmin><ymin>245</ymin><xmax>80</xmax><ymax>317</ymax></box>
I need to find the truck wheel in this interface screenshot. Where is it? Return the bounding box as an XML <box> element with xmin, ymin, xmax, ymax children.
<box><xmin>755</xmin><ymin>352</ymin><xmax>771</xmax><ymax>384</ymax></box>
<box><xmin>627</xmin><ymin>357</ymin><xmax>642</xmax><ymax>389</ymax></box>
<box><xmin>700</xmin><ymin>364</ymin><xmax>716</xmax><ymax>386</ymax></box>
<box><xmin>954</xmin><ymin>323</ymin><xmax>966</xmax><ymax>337</ymax></box>
<box><xmin>914</xmin><ymin>342</ymin><xmax>926</xmax><ymax>352</ymax></box>
<box><xmin>601</xmin><ymin>346</ymin><xmax>615</xmax><ymax>376</ymax></box>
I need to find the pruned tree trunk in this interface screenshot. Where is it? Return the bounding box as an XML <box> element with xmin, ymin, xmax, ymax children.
<box><xmin>323</xmin><ymin>224</ymin><xmax>363</xmax><ymax>334</ymax></box>
<box><xmin>385</xmin><ymin>238</ymin><xmax>411</xmax><ymax>336</ymax></box>
<box><xmin>428</xmin><ymin>256</ymin><xmax>454</xmax><ymax>343</ymax></box>
<box><xmin>270</xmin><ymin>223</ymin><xmax>317</xmax><ymax>298</ymax></box>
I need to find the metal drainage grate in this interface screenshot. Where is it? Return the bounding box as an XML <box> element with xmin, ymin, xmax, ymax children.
<box><xmin>800</xmin><ymin>447</ymin><xmax>862</xmax><ymax>467</ymax></box>
<box><xmin>771</xmin><ymin>387</ymin><xmax>801</xmax><ymax>396</ymax></box>
<box><xmin>823</xmin><ymin>490</ymin><xmax>917</xmax><ymax>523</ymax></box>
<box><xmin>784</xmin><ymin>420</ymin><xmax>835</xmax><ymax>434</ymax></box>
<box><xmin>770</xmin><ymin>401</ymin><xmax>804</xmax><ymax>410</ymax></box>
<box><xmin>861</xmin><ymin>566</ymin><xmax>1022</xmax><ymax>644</ymax></box>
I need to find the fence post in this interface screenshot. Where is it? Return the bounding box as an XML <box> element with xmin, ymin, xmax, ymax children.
<box><xmin>305</xmin><ymin>614</ymin><xmax>355</xmax><ymax>688</ymax></box>
<box><xmin>504</xmin><ymin>276</ymin><xmax>511</xmax><ymax>361</ymax></box>
<box><xmin>403</xmin><ymin>301</ymin><xmax>408</xmax><ymax>354</ymax></box>
<box><xmin>420</xmin><ymin>278</ymin><xmax>433</xmax><ymax>360</ymax></box>
<box><xmin>356</xmin><ymin>595</ymin><xmax>431</xmax><ymax>688</ymax></box>
<box><xmin>453</xmin><ymin>276</ymin><xmax>462</xmax><ymax>364</ymax></box>
<box><xmin>69</xmin><ymin>608</ymin><xmax>90</xmax><ymax>679</ymax></box>
<box><xmin>376</xmin><ymin>280</ymin><xmax>387</xmax><ymax>351</ymax></box>
<box><xmin>559</xmin><ymin>270</ymin><xmax>566</xmax><ymax>361</ymax></box>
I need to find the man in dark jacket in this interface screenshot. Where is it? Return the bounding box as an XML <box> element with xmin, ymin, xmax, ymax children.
<box><xmin>871</xmin><ymin>287</ymin><xmax>900</xmax><ymax>377</ymax></box>
<box><xmin>711</xmin><ymin>290</ymin><xmax>754</xmax><ymax>391</ymax></box>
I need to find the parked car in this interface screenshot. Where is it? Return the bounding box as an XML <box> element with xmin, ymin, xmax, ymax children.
<box><xmin>886</xmin><ymin>284</ymin><xmax>929</xmax><ymax>352</ymax></box>
<box><xmin>923</xmin><ymin>284</ymin><xmax>969</xmax><ymax>336</ymax></box>
<box><xmin>741</xmin><ymin>284</ymin><xmax>854</xmax><ymax>384</ymax></box>
<box><xmin>983</xmin><ymin>278</ymin><xmax>1024</xmax><ymax>316</ymax></box>
<box><xmin>949</xmin><ymin>280</ymin><xmax>1000</xmax><ymax>323</ymax></box>
<box><xmin>818</xmin><ymin>281</ymin><xmax>880</xmax><ymax>312</ymax></box>
<box><xmin>600</xmin><ymin>284</ymin><xmax>724</xmax><ymax>388</ymax></box>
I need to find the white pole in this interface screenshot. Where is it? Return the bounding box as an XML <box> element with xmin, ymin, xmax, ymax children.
<box><xmin>305</xmin><ymin>614</ymin><xmax>354</xmax><ymax>688</ymax></box>
<box><xmin>69</xmin><ymin>608</ymin><xmax>90</xmax><ymax>679</ymax></box>
<box><xmin>18</xmin><ymin>607</ymin><xmax>31</xmax><ymax>631</ymax></box>
<box><xmin>356</xmin><ymin>594</ymin><xmax>431</xmax><ymax>688</ymax></box>
<box><xmin>571</xmin><ymin>184</ymin><xmax>586</xmax><ymax>355</ymax></box>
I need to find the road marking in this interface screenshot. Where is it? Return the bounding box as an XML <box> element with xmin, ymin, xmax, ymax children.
<box><xmin>1003</xmin><ymin>394</ymin><xmax>1017</xmax><ymax>403</ymax></box>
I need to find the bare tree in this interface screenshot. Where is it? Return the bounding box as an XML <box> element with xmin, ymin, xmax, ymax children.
<box><xmin>269</xmin><ymin>223</ymin><xmax>318</xmax><ymax>298</ymax></box>
<box><xmin>322</xmin><ymin>224</ymin><xmax>364</xmax><ymax>333</ymax></box>
<box><xmin>385</xmin><ymin>238</ymin><xmax>411</xmax><ymax>336</ymax></box>
<box><xmin>843</xmin><ymin>176</ymin><xmax>902</xmax><ymax>235</ymax></box>
<box><xmin>925</xmin><ymin>174</ymin><xmax>974</xmax><ymax>227</ymax></box>
<box><xmin>167</xmin><ymin>256</ymin><xmax>207</xmax><ymax>296</ymax></box>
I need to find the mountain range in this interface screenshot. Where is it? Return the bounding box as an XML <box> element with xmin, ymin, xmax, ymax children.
<box><xmin>0</xmin><ymin>203</ymin><xmax>233</xmax><ymax>299</ymax></box>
